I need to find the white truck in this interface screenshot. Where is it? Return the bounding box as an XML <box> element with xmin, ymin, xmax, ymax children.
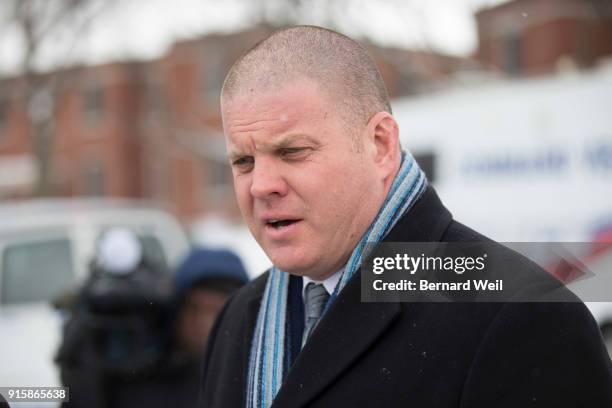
<box><xmin>0</xmin><ymin>198</ymin><xmax>189</xmax><ymax>394</ymax></box>
<box><xmin>393</xmin><ymin>62</ymin><xmax>612</xmax><ymax>354</ymax></box>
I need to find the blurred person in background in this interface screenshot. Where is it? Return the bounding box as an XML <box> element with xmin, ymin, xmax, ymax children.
<box><xmin>173</xmin><ymin>248</ymin><xmax>250</xmax><ymax>358</ymax></box>
<box><xmin>57</xmin><ymin>228</ymin><xmax>174</xmax><ymax>408</ymax></box>
<box><xmin>199</xmin><ymin>25</ymin><xmax>612</xmax><ymax>408</ymax></box>
<box><xmin>109</xmin><ymin>247</ymin><xmax>249</xmax><ymax>408</ymax></box>
<box><xmin>57</xmin><ymin>230</ymin><xmax>248</xmax><ymax>408</ymax></box>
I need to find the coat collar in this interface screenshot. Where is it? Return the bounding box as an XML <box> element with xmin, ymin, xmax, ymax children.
<box><xmin>270</xmin><ymin>186</ymin><xmax>453</xmax><ymax>408</ymax></box>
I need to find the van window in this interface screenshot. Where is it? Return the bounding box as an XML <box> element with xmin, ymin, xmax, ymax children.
<box><xmin>140</xmin><ymin>235</ymin><xmax>168</xmax><ymax>272</ymax></box>
<box><xmin>2</xmin><ymin>238</ymin><xmax>75</xmax><ymax>305</ymax></box>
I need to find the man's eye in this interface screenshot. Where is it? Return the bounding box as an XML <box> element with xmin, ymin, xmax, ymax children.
<box><xmin>232</xmin><ymin>156</ymin><xmax>254</xmax><ymax>169</ymax></box>
<box><xmin>279</xmin><ymin>147</ymin><xmax>309</xmax><ymax>158</ymax></box>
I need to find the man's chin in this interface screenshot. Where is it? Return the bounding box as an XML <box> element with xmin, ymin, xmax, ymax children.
<box><xmin>270</xmin><ymin>259</ymin><xmax>339</xmax><ymax>282</ymax></box>
<box><xmin>267</xmin><ymin>250</ymin><xmax>314</xmax><ymax>275</ymax></box>
<box><xmin>270</xmin><ymin>260</ymin><xmax>311</xmax><ymax>275</ymax></box>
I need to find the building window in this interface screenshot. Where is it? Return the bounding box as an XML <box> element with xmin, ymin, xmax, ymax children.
<box><xmin>0</xmin><ymin>97</ymin><xmax>8</xmax><ymax>133</ymax></box>
<box><xmin>503</xmin><ymin>32</ymin><xmax>522</xmax><ymax>75</ymax></box>
<box><xmin>144</xmin><ymin>77</ymin><xmax>165</xmax><ymax>116</ymax></box>
<box><xmin>206</xmin><ymin>158</ymin><xmax>231</xmax><ymax>186</ymax></box>
<box><xmin>81</xmin><ymin>160</ymin><xmax>106</xmax><ymax>196</ymax></box>
<box><xmin>82</xmin><ymin>84</ymin><xmax>104</xmax><ymax>126</ymax></box>
<box><xmin>203</xmin><ymin>157</ymin><xmax>232</xmax><ymax>204</ymax></box>
<box><xmin>200</xmin><ymin>49</ymin><xmax>226</xmax><ymax>106</ymax></box>
<box><xmin>147</xmin><ymin>163</ymin><xmax>168</xmax><ymax>199</ymax></box>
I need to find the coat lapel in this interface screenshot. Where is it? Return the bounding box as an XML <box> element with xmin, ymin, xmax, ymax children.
<box><xmin>271</xmin><ymin>276</ymin><xmax>400</xmax><ymax>408</ymax></box>
<box><xmin>270</xmin><ymin>187</ymin><xmax>453</xmax><ymax>408</ymax></box>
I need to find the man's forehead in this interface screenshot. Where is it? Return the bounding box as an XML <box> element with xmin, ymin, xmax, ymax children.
<box><xmin>224</xmin><ymin>97</ymin><xmax>300</xmax><ymax>127</ymax></box>
<box><xmin>223</xmin><ymin>103</ymin><xmax>303</xmax><ymax>148</ymax></box>
<box><xmin>223</xmin><ymin>81</ymin><xmax>333</xmax><ymax>151</ymax></box>
<box><xmin>222</xmin><ymin>79</ymin><xmax>330</xmax><ymax>117</ymax></box>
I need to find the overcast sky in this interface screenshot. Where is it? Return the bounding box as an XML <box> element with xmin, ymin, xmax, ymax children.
<box><xmin>0</xmin><ymin>0</ymin><xmax>508</xmax><ymax>76</ymax></box>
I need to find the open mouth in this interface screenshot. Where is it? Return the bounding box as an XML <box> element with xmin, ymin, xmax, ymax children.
<box><xmin>266</xmin><ymin>219</ymin><xmax>300</xmax><ymax>229</ymax></box>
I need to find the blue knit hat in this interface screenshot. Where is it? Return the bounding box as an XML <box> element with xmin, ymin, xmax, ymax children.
<box><xmin>174</xmin><ymin>247</ymin><xmax>249</xmax><ymax>296</ymax></box>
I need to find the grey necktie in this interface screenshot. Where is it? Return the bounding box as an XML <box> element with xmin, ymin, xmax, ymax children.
<box><xmin>302</xmin><ymin>282</ymin><xmax>330</xmax><ymax>348</ymax></box>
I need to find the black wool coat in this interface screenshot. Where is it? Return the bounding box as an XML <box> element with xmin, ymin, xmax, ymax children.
<box><xmin>199</xmin><ymin>187</ymin><xmax>612</xmax><ymax>408</ymax></box>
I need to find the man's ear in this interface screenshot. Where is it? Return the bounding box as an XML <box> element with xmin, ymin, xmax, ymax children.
<box><xmin>364</xmin><ymin>111</ymin><xmax>401</xmax><ymax>176</ymax></box>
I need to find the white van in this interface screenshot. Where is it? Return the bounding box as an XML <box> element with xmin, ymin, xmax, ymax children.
<box><xmin>392</xmin><ymin>64</ymin><xmax>612</xmax><ymax>355</ymax></box>
<box><xmin>0</xmin><ymin>198</ymin><xmax>190</xmax><ymax>391</ymax></box>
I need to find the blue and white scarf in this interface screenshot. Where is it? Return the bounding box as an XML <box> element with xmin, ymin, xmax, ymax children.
<box><xmin>246</xmin><ymin>151</ymin><xmax>428</xmax><ymax>408</ymax></box>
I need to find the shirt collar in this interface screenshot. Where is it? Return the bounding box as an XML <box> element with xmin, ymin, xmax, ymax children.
<box><xmin>302</xmin><ymin>269</ymin><xmax>343</xmax><ymax>298</ymax></box>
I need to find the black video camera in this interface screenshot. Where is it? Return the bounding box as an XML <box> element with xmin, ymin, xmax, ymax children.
<box><xmin>56</xmin><ymin>229</ymin><xmax>174</xmax><ymax>380</ymax></box>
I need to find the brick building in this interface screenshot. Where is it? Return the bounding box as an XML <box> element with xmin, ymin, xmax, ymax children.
<box><xmin>0</xmin><ymin>24</ymin><xmax>464</xmax><ymax>221</ymax></box>
<box><xmin>0</xmin><ymin>63</ymin><xmax>145</xmax><ymax>198</ymax></box>
<box><xmin>476</xmin><ymin>0</ymin><xmax>612</xmax><ymax>75</ymax></box>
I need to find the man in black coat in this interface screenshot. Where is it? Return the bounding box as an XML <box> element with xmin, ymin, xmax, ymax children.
<box><xmin>200</xmin><ymin>25</ymin><xmax>612</xmax><ymax>407</ymax></box>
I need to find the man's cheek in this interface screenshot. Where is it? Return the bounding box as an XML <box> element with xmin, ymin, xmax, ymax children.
<box><xmin>234</xmin><ymin>185</ymin><xmax>253</xmax><ymax>211</ymax></box>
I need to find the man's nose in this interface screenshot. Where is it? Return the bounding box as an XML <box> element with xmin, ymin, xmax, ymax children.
<box><xmin>249</xmin><ymin>159</ymin><xmax>288</xmax><ymax>199</ymax></box>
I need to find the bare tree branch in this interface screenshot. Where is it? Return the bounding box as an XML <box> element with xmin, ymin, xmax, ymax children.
<box><xmin>2</xmin><ymin>0</ymin><xmax>114</xmax><ymax>196</ymax></box>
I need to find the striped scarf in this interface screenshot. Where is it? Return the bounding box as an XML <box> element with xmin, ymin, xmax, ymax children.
<box><xmin>246</xmin><ymin>151</ymin><xmax>428</xmax><ymax>408</ymax></box>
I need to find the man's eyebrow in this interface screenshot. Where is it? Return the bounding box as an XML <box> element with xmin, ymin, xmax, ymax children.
<box><xmin>269</xmin><ymin>134</ymin><xmax>320</xmax><ymax>150</ymax></box>
<box><xmin>226</xmin><ymin>140</ymin><xmax>248</xmax><ymax>158</ymax></box>
<box><xmin>228</xmin><ymin>134</ymin><xmax>320</xmax><ymax>160</ymax></box>
<box><xmin>227</xmin><ymin>149</ymin><xmax>246</xmax><ymax>161</ymax></box>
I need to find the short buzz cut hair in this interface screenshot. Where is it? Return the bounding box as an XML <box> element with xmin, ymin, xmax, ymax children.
<box><xmin>221</xmin><ymin>25</ymin><xmax>392</xmax><ymax>129</ymax></box>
